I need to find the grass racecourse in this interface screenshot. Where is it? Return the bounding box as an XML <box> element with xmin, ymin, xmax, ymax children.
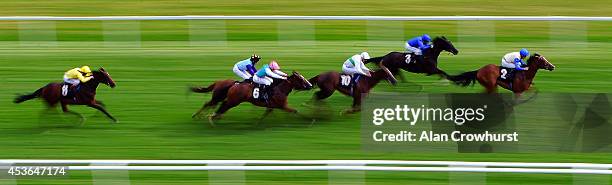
<box><xmin>0</xmin><ymin>1</ymin><xmax>612</xmax><ymax>184</ymax></box>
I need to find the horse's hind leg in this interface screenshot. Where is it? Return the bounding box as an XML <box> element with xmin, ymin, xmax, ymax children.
<box><xmin>88</xmin><ymin>103</ymin><xmax>118</xmax><ymax>123</ymax></box>
<box><xmin>255</xmin><ymin>108</ymin><xmax>274</xmax><ymax>126</ymax></box>
<box><xmin>192</xmin><ymin>100</ymin><xmax>217</xmax><ymax>119</ymax></box>
<box><xmin>61</xmin><ymin>103</ymin><xmax>85</xmax><ymax>125</ymax></box>
<box><xmin>397</xmin><ymin>71</ymin><xmax>406</xmax><ymax>82</ymax></box>
<box><xmin>193</xmin><ymin>90</ymin><xmax>227</xmax><ymax>118</ymax></box>
<box><xmin>208</xmin><ymin>101</ymin><xmax>240</xmax><ymax>126</ymax></box>
<box><xmin>314</xmin><ymin>89</ymin><xmax>334</xmax><ymax>101</ymax></box>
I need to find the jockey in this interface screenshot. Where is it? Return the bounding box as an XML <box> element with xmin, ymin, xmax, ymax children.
<box><xmin>342</xmin><ymin>52</ymin><xmax>372</xmax><ymax>77</ymax></box>
<box><xmin>233</xmin><ymin>54</ymin><xmax>261</xmax><ymax>82</ymax></box>
<box><xmin>62</xmin><ymin>66</ymin><xmax>93</xmax><ymax>96</ymax></box>
<box><xmin>501</xmin><ymin>48</ymin><xmax>530</xmax><ymax>71</ymax></box>
<box><xmin>405</xmin><ymin>34</ymin><xmax>432</xmax><ymax>64</ymax></box>
<box><xmin>500</xmin><ymin>48</ymin><xmax>529</xmax><ymax>80</ymax></box>
<box><xmin>64</xmin><ymin>66</ymin><xmax>93</xmax><ymax>86</ymax></box>
<box><xmin>252</xmin><ymin>60</ymin><xmax>288</xmax><ymax>98</ymax></box>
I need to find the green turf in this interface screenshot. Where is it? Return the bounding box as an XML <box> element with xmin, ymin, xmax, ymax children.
<box><xmin>1</xmin><ymin>2</ymin><xmax>612</xmax><ymax>184</ymax></box>
<box><xmin>0</xmin><ymin>0</ymin><xmax>611</xmax><ymax>16</ymax></box>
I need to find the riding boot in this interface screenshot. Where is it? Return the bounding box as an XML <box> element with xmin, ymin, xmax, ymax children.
<box><xmin>417</xmin><ymin>55</ymin><xmax>425</xmax><ymax>64</ymax></box>
<box><xmin>262</xmin><ymin>85</ymin><xmax>269</xmax><ymax>100</ymax></box>
<box><xmin>507</xmin><ymin>68</ymin><xmax>516</xmax><ymax>81</ymax></box>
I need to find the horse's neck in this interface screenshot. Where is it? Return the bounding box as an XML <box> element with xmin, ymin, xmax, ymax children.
<box><xmin>426</xmin><ymin>47</ymin><xmax>443</xmax><ymax>62</ymax></box>
<box><xmin>524</xmin><ymin>62</ymin><xmax>539</xmax><ymax>81</ymax></box>
<box><xmin>516</xmin><ymin>62</ymin><xmax>538</xmax><ymax>86</ymax></box>
<box><xmin>80</xmin><ymin>80</ymin><xmax>100</xmax><ymax>93</ymax></box>
<box><xmin>363</xmin><ymin>71</ymin><xmax>385</xmax><ymax>88</ymax></box>
<box><xmin>275</xmin><ymin>80</ymin><xmax>293</xmax><ymax>95</ymax></box>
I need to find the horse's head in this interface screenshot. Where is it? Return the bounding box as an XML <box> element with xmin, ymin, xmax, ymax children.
<box><xmin>432</xmin><ymin>36</ymin><xmax>459</xmax><ymax>55</ymax></box>
<box><xmin>288</xmin><ymin>71</ymin><xmax>313</xmax><ymax>90</ymax></box>
<box><xmin>527</xmin><ymin>53</ymin><xmax>555</xmax><ymax>71</ymax></box>
<box><xmin>92</xmin><ymin>67</ymin><xmax>116</xmax><ymax>88</ymax></box>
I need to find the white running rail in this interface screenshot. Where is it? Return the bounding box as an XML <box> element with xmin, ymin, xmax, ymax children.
<box><xmin>0</xmin><ymin>16</ymin><xmax>611</xmax><ymax>21</ymax></box>
<box><xmin>1</xmin><ymin>160</ymin><xmax>611</xmax><ymax>174</ymax></box>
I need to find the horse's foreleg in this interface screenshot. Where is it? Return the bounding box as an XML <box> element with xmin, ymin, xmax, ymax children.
<box><xmin>435</xmin><ymin>68</ymin><xmax>450</xmax><ymax>80</ymax></box>
<box><xmin>343</xmin><ymin>94</ymin><xmax>362</xmax><ymax>114</ymax></box>
<box><xmin>95</xmin><ymin>100</ymin><xmax>106</xmax><ymax>108</ymax></box>
<box><xmin>281</xmin><ymin>105</ymin><xmax>297</xmax><ymax>113</ymax></box>
<box><xmin>282</xmin><ymin>105</ymin><xmax>316</xmax><ymax>126</ymax></box>
<box><xmin>256</xmin><ymin>108</ymin><xmax>274</xmax><ymax>126</ymax></box>
<box><xmin>88</xmin><ymin>103</ymin><xmax>117</xmax><ymax>123</ymax></box>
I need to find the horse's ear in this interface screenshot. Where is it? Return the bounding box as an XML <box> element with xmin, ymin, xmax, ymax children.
<box><xmin>292</xmin><ymin>70</ymin><xmax>297</xmax><ymax>75</ymax></box>
<box><xmin>442</xmin><ymin>36</ymin><xmax>447</xmax><ymax>40</ymax></box>
<box><xmin>99</xmin><ymin>67</ymin><xmax>106</xmax><ymax>72</ymax></box>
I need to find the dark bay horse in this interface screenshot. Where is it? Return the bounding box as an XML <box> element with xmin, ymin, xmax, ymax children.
<box><xmin>365</xmin><ymin>36</ymin><xmax>459</xmax><ymax>81</ymax></box>
<box><xmin>14</xmin><ymin>68</ymin><xmax>118</xmax><ymax>123</ymax></box>
<box><xmin>308</xmin><ymin>68</ymin><xmax>397</xmax><ymax>114</ymax></box>
<box><xmin>190</xmin><ymin>71</ymin><xmax>313</xmax><ymax>125</ymax></box>
<box><xmin>448</xmin><ymin>53</ymin><xmax>555</xmax><ymax>97</ymax></box>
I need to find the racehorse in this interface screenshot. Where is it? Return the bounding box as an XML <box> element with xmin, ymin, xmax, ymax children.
<box><xmin>14</xmin><ymin>68</ymin><xmax>118</xmax><ymax>123</ymax></box>
<box><xmin>365</xmin><ymin>36</ymin><xmax>459</xmax><ymax>81</ymax></box>
<box><xmin>190</xmin><ymin>71</ymin><xmax>313</xmax><ymax>125</ymax></box>
<box><xmin>308</xmin><ymin>67</ymin><xmax>398</xmax><ymax>114</ymax></box>
<box><xmin>448</xmin><ymin>53</ymin><xmax>555</xmax><ymax>97</ymax></box>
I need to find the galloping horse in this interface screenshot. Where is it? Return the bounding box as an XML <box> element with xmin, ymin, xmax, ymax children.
<box><xmin>190</xmin><ymin>71</ymin><xmax>313</xmax><ymax>125</ymax></box>
<box><xmin>448</xmin><ymin>53</ymin><xmax>555</xmax><ymax>96</ymax></box>
<box><xmin>308</xmin><ymin>67</ymin><xmax>397</xmax><ymax>114</ymax></box>
<box><xmin>14</xmin><ymin>68</ymin><xmax>118</xmax><ymax>123</ymax></box>
<box><xmin>365</xmin><ymin>36</ymin><xmax>459</xmax><ymax>81</ymax></box>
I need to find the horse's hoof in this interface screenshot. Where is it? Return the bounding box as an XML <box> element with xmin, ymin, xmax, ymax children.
<box><xmin>112</xmin><ymin>119</ymin><xmax>119</xmax><ymax>124</ymax></box>
<box><xmin>207</xmin><ymin>114</ymin><xmax>218</xmax><ymax>127</ymax></box>
<box><xmin>78</xmin><ymin>118</ymin><xmax>86</xmax><ymax>126</ymax></box>
<box><xmin>301</xmin><ymin>102</ymin><xmax>313</xmax><ymax>108</ymax></box>
<box><xmin>309</xmin><ymin>119</ymin><xmax>316</xmax><ymax>127</ymax></box>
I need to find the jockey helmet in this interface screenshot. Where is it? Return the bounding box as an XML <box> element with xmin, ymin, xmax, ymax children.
<box><xmin>269</xmin><ymin>60</ymin><xmax>280</xmax><ymax>70</ymax></box>
<box><xmin>79</xmin><ymin>66</ymin><xmax>92</xmax><ymax>76</ymax></box>
<box><xmin>520</xmin><ymin>48</ymin><xmax>529</xmax><ymax>58</ymax></box>
<box><xmin>422</xmin><ymin>34</ymin><xmax>432</xmax><ymax>42</ymax></box>
<box><xmin>360</xmin><ymin>52</ymin><xmax>371</xmax><ymax>60</ymax></box>
<box><xmin>250</xmin><ymin>54</ymin><xmax>261</xmax><ymax>63</ymax></box>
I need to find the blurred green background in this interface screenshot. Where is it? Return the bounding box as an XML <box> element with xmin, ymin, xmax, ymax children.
<box><xmin>0</xmin><ymin>1</ymin><xmax>611</xmax><ymax>184</ymax></box>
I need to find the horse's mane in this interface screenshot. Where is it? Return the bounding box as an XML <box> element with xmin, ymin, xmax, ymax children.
<box><xmin>526</xmin><ymin>53</ymin><xmax>541</xmax><ymax>64</ymax></box>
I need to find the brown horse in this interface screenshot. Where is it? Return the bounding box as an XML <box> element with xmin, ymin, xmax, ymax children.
<box><xmin>448</xmin><ymin>53</ymin><xmax>555</xmax><ymax>96</ymax></box>
<box><xmin>14</xmin><ymin>68</ymin><xmax>118</xmax><ymax>123</ymax></box>
<box><xmin>190</xmin><ymin>71</ymin><xmax>313</xmax><ymax>125</ymax></box>
<box><xmin>308</xmin><ymin>67</ymin><xmax>397</xmax><ymax>114</ymax></box>
<box><xmin>365</xmin><ymin>36</ymin><xmax>459</xmax><ymax>81</ymax></box>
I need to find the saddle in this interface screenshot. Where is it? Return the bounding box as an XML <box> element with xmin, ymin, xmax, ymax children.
<box><xmin>339</xmin><ymin>74</ymin><xmax>362</xmax><ymax>95</ymax></box>
<box><xmin>339</xmin><ymin>74</ymin><xmax>353</xmax><ymax>88</ymax></box>
<box><xmin>498</xmin><ymin>67</ymin><xmax>515</xmax><ymax>83</ymax></box>
<box><xmin>402</xmin><ymin>52</ymin><xmax>417</xmax><ymax>64</ymax></box>
<box><xmin>251</xmin><ymin>83</ymin><xmax>275</xmax><ymax>102</ymax></box>
<box><xmin>61</xmin><ymin>83</ymin><xmax>79</xmax><ymax>98</ymax></box>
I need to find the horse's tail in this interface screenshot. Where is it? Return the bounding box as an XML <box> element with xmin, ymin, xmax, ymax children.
<box><xmin>365</xmin><ymin>56</ymin><xmax>384</xmax><ymax>64</ymax></box>
<box><xmin>448</xmin><ymin>70</ymin><xmax>477</xmax><ymax>87</ymax></box>
<box><xmin>14</xmin><ymin>87</ymin><xmax>43</xmax><ymax>104</ymax></box>
<box><xmin>190</xmin><ymin>83</ymin><xmax>216</xmax><ymax>93</ymax></box>
<box><xmin>308</xmin><ymin>75</ymin><xmax>319</xmax><ymax>86</ymax></box>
